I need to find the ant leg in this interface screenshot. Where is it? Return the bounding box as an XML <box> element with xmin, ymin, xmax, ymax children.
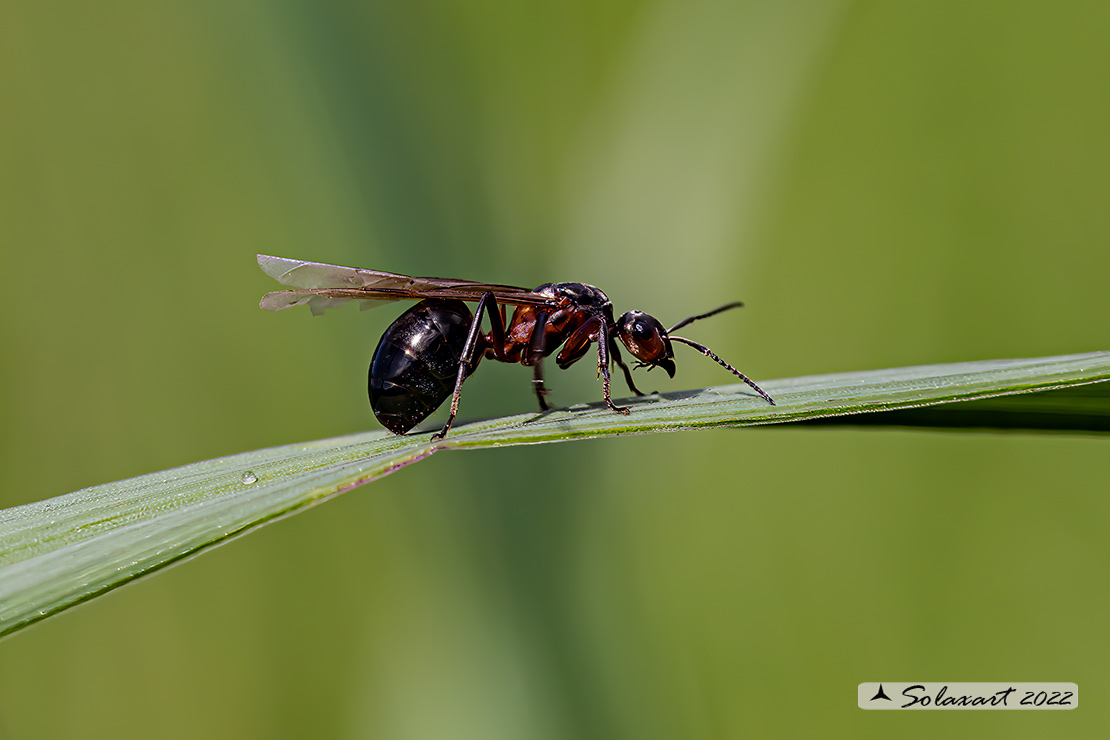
<box><xmin>433</xmin><ymin>292</ymin><xmax>499</xmax><ymax>440</ymax></box>
<box><xmin>482</xmin><ymin>298</ymin><xmax>508</xmax><ymax>360</ymax></box>
<box><xmin>597</xmin><ymin>322</ymin><xmax>630</xmax><ymax>414</ymax></box>
<box><xmin>533</xmin><ymin>360</ymin><xmax>551</xmax><ymax>411</ymax></box>
<box><xmin>525</xmin><ymin>309</ymin><xmax>552</xmax><ymax>411</ymax></box>
<box><xmin>609</xmin><ymin>340</ymin><xmax>645</xmax><ymax>396</ymax></box>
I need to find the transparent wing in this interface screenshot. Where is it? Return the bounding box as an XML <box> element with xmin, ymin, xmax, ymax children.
<box><xmin>257</xmin><ymin>254</ymin><xmax>547</xmax><ymax>316</ymax></box>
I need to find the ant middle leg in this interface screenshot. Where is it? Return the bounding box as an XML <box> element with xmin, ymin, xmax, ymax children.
<box><xmin>523</xmin><ymin>308</ymin><xmax>552</xmax><ymax>411</ymax></box>
<box><xmin>532</xmin><ymin>360</ymin><xmax>551</xmax><ymax>411</ymax></box>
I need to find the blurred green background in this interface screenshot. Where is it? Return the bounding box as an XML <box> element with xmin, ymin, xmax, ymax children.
<box><xmin>2</xmin><ymin>1</ymin><xmax>1108</xmax><ymax>737</ymax></box>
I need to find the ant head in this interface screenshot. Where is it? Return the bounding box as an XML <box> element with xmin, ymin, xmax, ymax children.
<box><xmin>617</xmin><ymin>301</ymin><xmax>776</xmax><ymax>406</ymax></box>
<box><xmin>615</xmin><ymin>310</ymin><xmax>676</xmax><ymax>378</ymax></box>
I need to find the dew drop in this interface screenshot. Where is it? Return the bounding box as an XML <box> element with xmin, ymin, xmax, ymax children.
<box><xmin>241</xmin><ymin>471</ymin><xmax>258</xmax><ymax>485</ymax></box>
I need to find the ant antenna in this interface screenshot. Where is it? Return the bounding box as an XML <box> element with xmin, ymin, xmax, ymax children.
<box><xmin>668</xmin><ymin>335</ymin><xmax>776</xmax><ymax>406</ymax></box>
<box><xmin>667</xmin><ymin>301</ymin><xmax>744</xmax><ymax>334</ymax></box>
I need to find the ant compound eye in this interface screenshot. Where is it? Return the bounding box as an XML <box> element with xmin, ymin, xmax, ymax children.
<box><xmin>630</xmin><ymin>320</ymin><xmax>653</xmax><ymax>341</ymax></box>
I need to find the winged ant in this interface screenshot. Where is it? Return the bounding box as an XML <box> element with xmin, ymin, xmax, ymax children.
<box><xmin>258</xmin><ymin>255</ymin><xmax>774</xmax><ymax>439</ymax></box>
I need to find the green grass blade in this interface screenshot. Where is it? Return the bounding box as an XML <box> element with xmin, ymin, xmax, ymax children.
<box><xmin>0</xmin><ymin>434</ymin><xmax>433</xmax><ymax>637</ymax></box>
<box><xmin>1</xmin><ymin>351</ymin><xmax>1107</xmax><ymax>639</ymax></box>
<box><xmin>796</xmin><ymin>381</ymin><xmax>1110</xmax><ymax>433</ymax></box>
<box><xmin>438</xmin><ymin>350</ymin><xmax>1110</xmax><ymax>444</ymax></box>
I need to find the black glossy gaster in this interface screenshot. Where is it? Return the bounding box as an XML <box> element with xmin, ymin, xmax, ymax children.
<box><xmin>368</xmin><ymin>300</ymin><xmax>478</xmax><ymax>434</ymax></box>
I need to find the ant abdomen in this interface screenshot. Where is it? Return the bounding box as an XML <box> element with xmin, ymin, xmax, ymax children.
<box><xmin>368</xmin><ymin>299</ymin><xmax>479</xmax><ymax>434</ymax></box>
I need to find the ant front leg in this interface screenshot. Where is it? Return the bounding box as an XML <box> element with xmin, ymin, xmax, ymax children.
<box><xmin>596</xmin><ymin>322</ymin><xmax>630</xmax><ymax>415</ymax></box>
<box><xmin>433</xmin><ymin>292</ymin><xmax>502</xmax><ymax>440</ymax></box>
<box><xmin>609</xmin><ymin>340</ymin><xmax>645</xmax><ymax>397</ymax></box>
